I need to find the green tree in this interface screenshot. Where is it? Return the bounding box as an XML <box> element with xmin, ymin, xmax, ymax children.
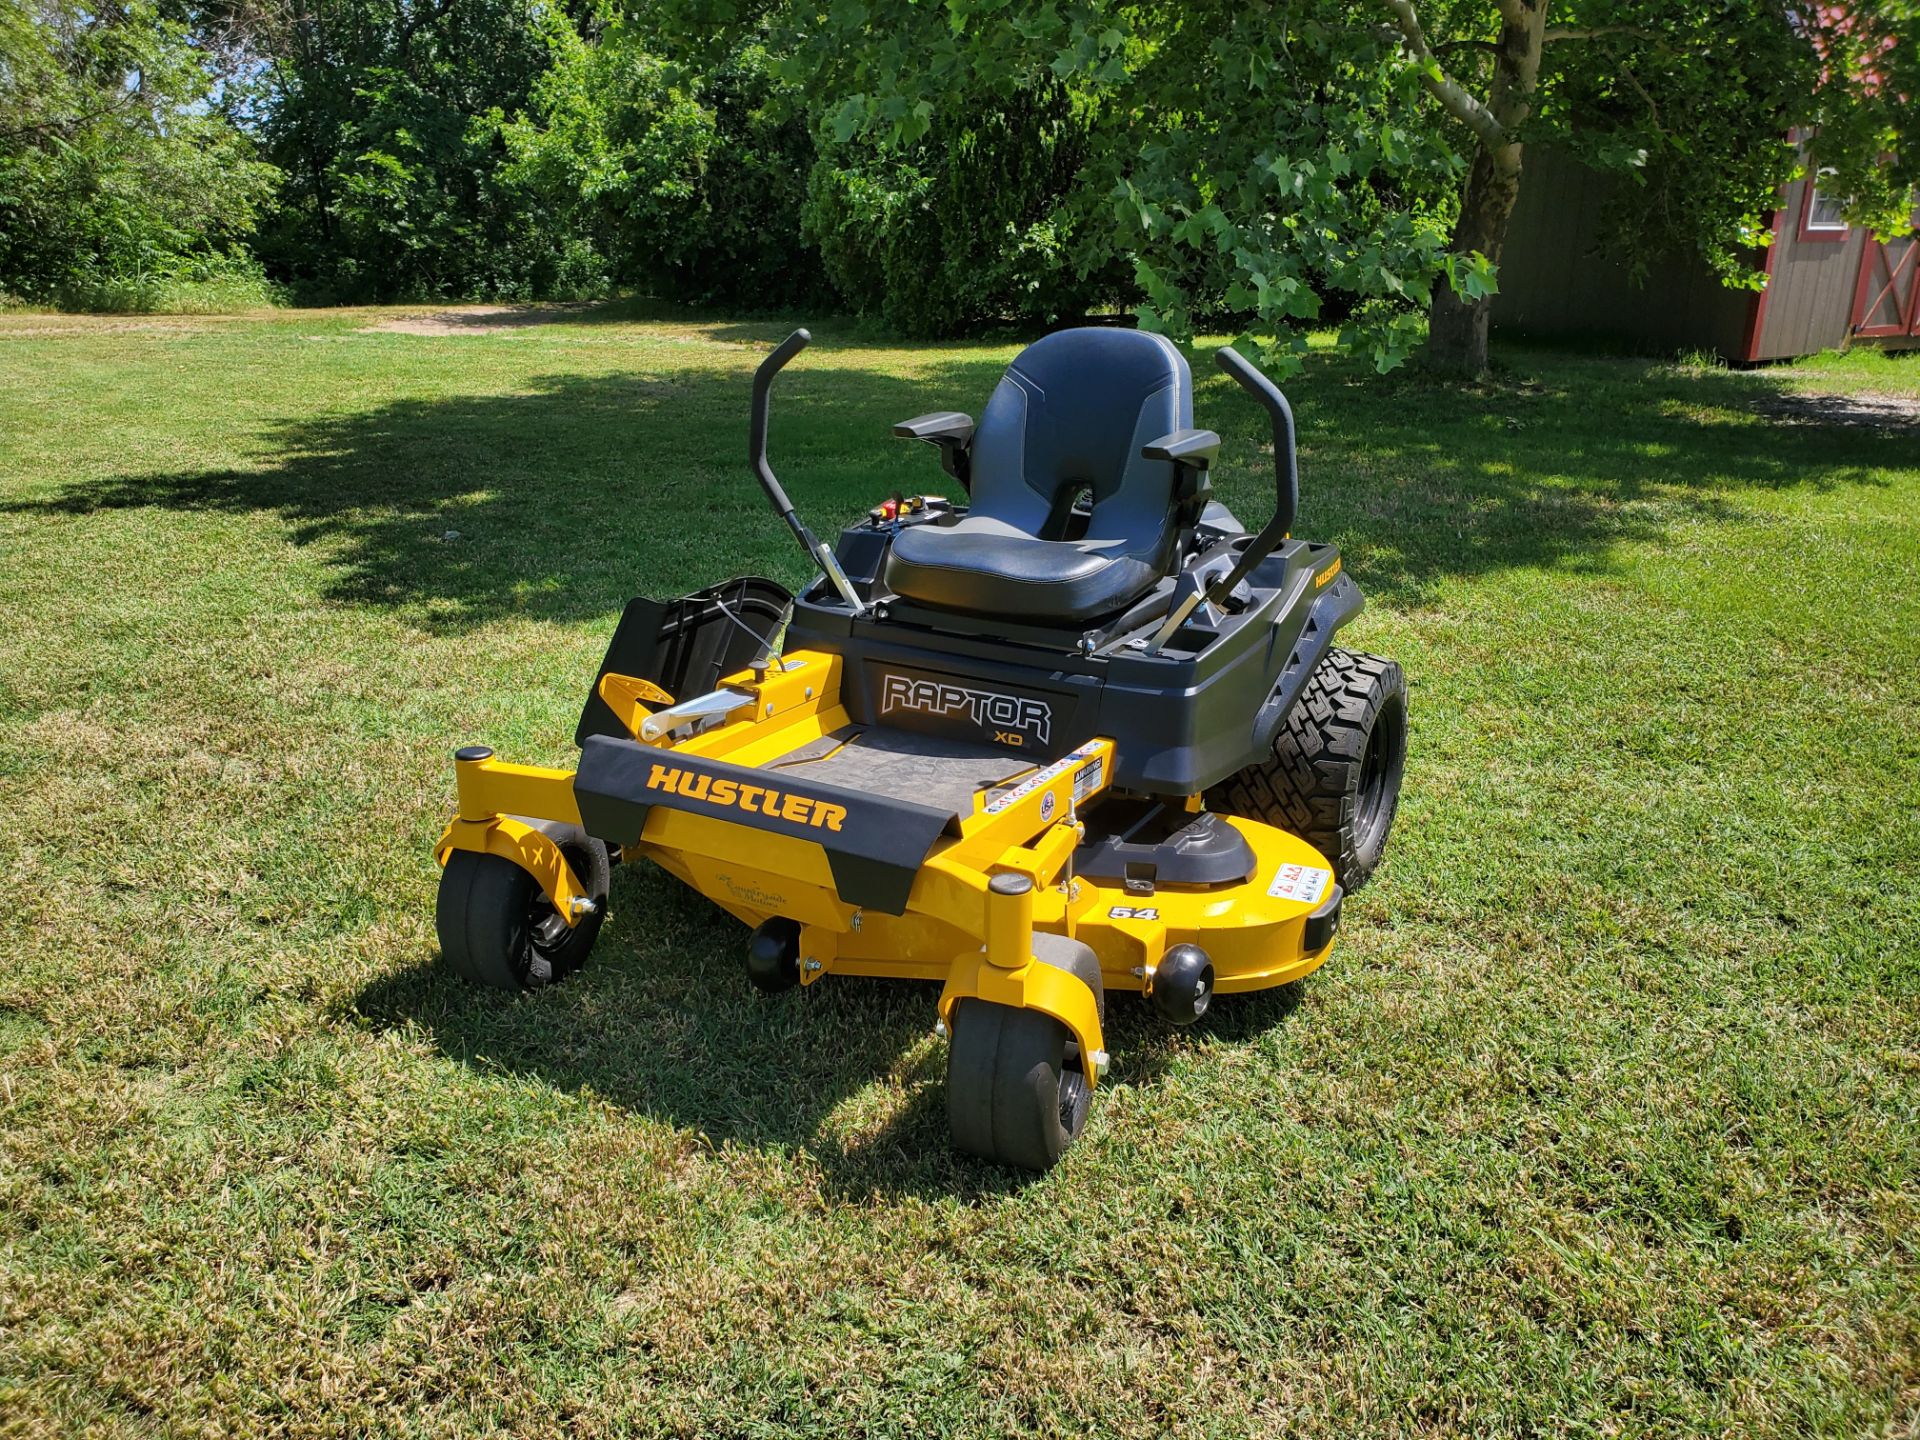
<box><xmin>0</xmin><ymin>0</ymin><xmax>278</xmax><ymax>305</ymax></box>
<box><xmin>241</xmin><ymin>0</ymin><xmax>565</xmax><ymax>300</ymax></box>
<box><xmin>802</xmin><ymin>81</ymin><xmax>1121</xmax><ymax>334</ymax></box>
<box><xmin>768</xmin><ymin>0</ymin><xmax>1487</xmax><ymax>371</ymax></box>
<box><xmin>501</xmin><ymin>19</ymin><xmax>823</xmax><ymax>306</ymax></box>
<box><xmin>773</xmin><ymin>0</ymin><xmax>1920</xmax><ymax>374</ymax></box>
<box><xmin>1380</xmin><ymin>0</ymin><xmax>1919</xmax><ymax>373</ymax></box>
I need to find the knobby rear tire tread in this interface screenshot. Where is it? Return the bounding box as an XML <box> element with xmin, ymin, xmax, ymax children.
<box><xmin>1208</xmin><ymin>648</ymin><xmax>1407</xmax><ymax>891</ymax></box>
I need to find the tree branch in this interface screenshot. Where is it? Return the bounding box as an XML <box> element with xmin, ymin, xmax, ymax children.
<box><xmin>1618</xmin><ymin>60</ymin><xmax>1667</xmax><ymax>143</ymax></box>
<box><xmin>1543</xmin><ymin>24</ymin><xmax>1658</xmax><ymax>42</ymax></box>
<box><xmin>1379</xmin><ymin>0</ymin><xmax>1505</xmax><ymax>153</ymax></box>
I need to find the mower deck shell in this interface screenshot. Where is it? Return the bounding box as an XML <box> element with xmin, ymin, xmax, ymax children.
<box><xmin>442</xmin><ymin>641</ymin><xmax>1345</xmax><ymax>1083</ymax></box>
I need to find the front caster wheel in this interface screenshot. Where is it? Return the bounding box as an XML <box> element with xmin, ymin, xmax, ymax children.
<box><xmin>436</xmin><ymin>823</ymin><xmax>609</xmax><ymax>991</ymax></box>
<box><xmin>1146</xmin><ymin>943</ymin><xmax>1214</xmax><ymax>1026</ymax></box>
<box><xmin>946</xmin><ymin>937</ymin><xmax>1103</xmax><ymax>1173</ymax></box>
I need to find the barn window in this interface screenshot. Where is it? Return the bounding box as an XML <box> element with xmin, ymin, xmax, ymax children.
<box><xmin>1798</xmin><ymin>170</ymin><xmax>1849</xmax><ymax>242</ymax></box>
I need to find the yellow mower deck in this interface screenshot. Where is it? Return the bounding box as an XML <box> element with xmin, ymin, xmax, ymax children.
<box><xmin>437</xmin><ymin>649</ymin><xmax>1343</xmax><ymax>1082</ymax></box>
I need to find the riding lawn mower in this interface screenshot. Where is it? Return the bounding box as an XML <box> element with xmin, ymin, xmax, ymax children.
<box><xmin>433</xmin><ymin>325</ymin><xmax>1408</xmax><ymax>1171</ymax></box>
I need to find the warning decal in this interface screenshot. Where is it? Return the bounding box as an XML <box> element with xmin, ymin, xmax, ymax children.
<box><xmin>1071</xmin><ymin>754</ymin><xmax>1105</xmax><ymax>804</ymax></box>
<box><xmin>1267</xmin><ymin>863</ymin><xmax>1331</xmax><ymax>905</ymax></box>
<box><xmin>982</xmin><ymin>743</ymin><xmax>1104</xmax><ymax>817</ymax></box>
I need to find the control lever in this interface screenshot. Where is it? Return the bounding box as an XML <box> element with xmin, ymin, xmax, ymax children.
<box><xmin>1143</xmin><ymin>346</ymin><xmax>1300</xmax><ymax>654</ymax></box>
<box><xmin>749</xmin><ymin>329</ymin><xmax>865</xmax><ymax>613</ymax></box>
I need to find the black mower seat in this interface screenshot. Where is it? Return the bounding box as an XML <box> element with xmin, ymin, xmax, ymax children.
<box><xmin>884</xmin><ymin>328</ymin><xmax>1193</xmax><ymax>624</ymax></box>
<box><xmin>885</xmin><ymin>516</ymin><xmax>1159</xmax><ymax>623</ymax></box>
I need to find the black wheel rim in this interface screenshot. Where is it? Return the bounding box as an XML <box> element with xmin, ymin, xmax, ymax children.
<box><xmin>1355</xmin><ymin>701</ymin><xmax>1402</xmax><ymax>843</ymax></box>
<box><xmin>1058</xmin><ymin>1069</ymin><xmax>1091</xmax><ymax>1138</ymax></box>
<box><xmin>527</xmin><ymin>844</ymin><xmax>592</xmax><ymax>953</ymax></box>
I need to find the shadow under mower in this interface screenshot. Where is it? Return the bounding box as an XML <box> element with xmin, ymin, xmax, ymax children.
<box><xmin>435</xmin><ymin>326</ymin><xmax>1408</xmax><ymax>1172</ymax></box>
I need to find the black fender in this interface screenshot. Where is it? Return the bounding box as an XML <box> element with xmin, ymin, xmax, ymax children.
<box><xmin>1250</xmin><ymin>570</ymin><xmax>1365</xmax><ymax>757</ymax></box>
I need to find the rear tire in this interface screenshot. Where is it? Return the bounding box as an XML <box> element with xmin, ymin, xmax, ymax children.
<box><xmin>436</xmin><ymin>822</ymin><xmax>610</xmax><ymax>990</ymax></box>
<box><xmin>946</xmin><ymin>938</ymin><xmax>1103</xmax><ymax>1173</ymax></box>
<box><xmin>1209</xmin><ymin>648</ymin><xmax>1408</xmax><ymax>891</ymax></box>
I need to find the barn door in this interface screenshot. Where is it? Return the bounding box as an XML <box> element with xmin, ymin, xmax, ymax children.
<box><xmin>1851</xmin><ymin>234</ymin><xmax>1920</xmax><ymax>338</ymax></box>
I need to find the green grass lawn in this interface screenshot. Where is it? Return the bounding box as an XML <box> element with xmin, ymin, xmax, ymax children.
<box><xmin>2</xmin><ymin>303</ymin><xmax>1916</xmax><ymax>1437</ymax></box>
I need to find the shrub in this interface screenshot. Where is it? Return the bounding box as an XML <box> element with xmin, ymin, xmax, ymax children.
<box><xmin>51</xmin><ymin>252</ymin><xmax>281</xmax><ymax>314</ymax></box>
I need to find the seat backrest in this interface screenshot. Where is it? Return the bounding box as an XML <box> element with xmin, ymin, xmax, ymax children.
<box><xmin>968</xmin><ymin>328</ymin><xmax>1192</xmax><ymax>561</ymax></box>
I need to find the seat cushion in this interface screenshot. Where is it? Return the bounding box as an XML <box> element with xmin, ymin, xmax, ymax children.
<box><xmin>884</xmin><ymin>516</ymin><xmax>1160</xmax><ymax>624</ymax></box>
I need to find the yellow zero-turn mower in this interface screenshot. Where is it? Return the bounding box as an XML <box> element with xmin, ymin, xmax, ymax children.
<box><xmin>435</xmin><ymin>327</ymin><xmax>1407</xmax><ymax>1172</ymax></box>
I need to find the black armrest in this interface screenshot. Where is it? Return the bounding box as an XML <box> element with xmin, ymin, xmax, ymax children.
<box><xmin>1142</xmin><ymin>428</ymin><xmax>1220</xmax><ymax>469</ymax></box>
<box><xmin>893</xmin><ymin>411</ymin><xmax>975</xmax><ymax>446</ymax></box>
<box><xmin>892</xmin><ymin>411</ymin><xmax>973</xmax><ymax>488</ymax></box>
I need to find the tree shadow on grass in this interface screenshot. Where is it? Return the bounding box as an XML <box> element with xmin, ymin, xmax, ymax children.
<box><xmin>1246</xmin><ymin>346</ymin><xmax>1908</xmax><ymax>610</ymax></box>
<box><xmin>3</xmin><ymin>342</ymin><xmax>1908</xmax><ymax>631</ymax></box>
<box><xmin>349</xmin><ymin>863</ymin><xmax>1044</xmax><ymax>1201</ymax></box>
<box><xmin>4</xmin><ymin>362</ymin><xmax>1013</xmax><ymax>629</ymax></box>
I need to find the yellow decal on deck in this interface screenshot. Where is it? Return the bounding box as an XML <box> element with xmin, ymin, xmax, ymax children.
<box><xmin>1315</xmin><ymin>558</ymin><xmax>1343</xmax><ymax>588</ymax></box>
<box><xmin>646</xmin><ymin>764</ymin><xmax>847</xmax><ymax>832</ymax></box>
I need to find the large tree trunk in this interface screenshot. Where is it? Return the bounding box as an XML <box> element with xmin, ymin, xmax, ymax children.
<box><xmin>1428</xmin><ymin>147</ymin><xmax>1522</xmax><ymax>375</ymax></box>
<box><xmin>1425</xmin><ymin>2</ymin><xmax>1546</xmax><ymax>377</ymax></box>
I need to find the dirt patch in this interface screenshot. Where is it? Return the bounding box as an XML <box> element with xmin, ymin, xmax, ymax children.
<box><xmin>1751</xmin><ymin>390</ymin><xmax>1920</xmax><ymax>430</ymax></box>
<box><xmin>359</xmin><ymin>303</ymin><xmax>603</xmax><ymax>336</ymax></box>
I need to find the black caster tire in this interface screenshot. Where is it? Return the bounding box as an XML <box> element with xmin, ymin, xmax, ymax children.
<box><xmin>947</xmin><ymin>937</ymin><xmax>1103</xmax><ymax>1173</ymax></box>
<box><xmin>1208</xmin><ymin>648</ymin><xmax>1408</xmax><ymax>891</ymax></box>
<box><xmin>1147</xmin><ymin>943</ymin><xmax>1215</xmax><ymax>1026</ymax></box>
<box><xmin>746</xmin><ymin>917</ymin><xmax>802</xmax><ymax>994</ymax></box>
<box><xmin>436</xmin><ymin>822</ymin><xmax>610</xmax><ymax>991</ymax></box>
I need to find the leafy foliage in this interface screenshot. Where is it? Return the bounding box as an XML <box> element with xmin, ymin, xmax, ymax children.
<box><xmin>777</xmin><ymin>0</ymin><xmax>1920</xmax><ymax>370</ymax></box>
<box><xmin>1413</xmin><ymin>0</ymin><xmax>1903</xmax><ymax>293</ymax></box>
<box><xmin>1799</xmin><ymin>0</ymin><xmax>1920</xmax><ymax>240</ymax></box>
<box><xmin>502</xmin><ymin>24</ymin><xmax>824</xmax><ymax>307</ymax></box>
<box><xmin>777</xmin><ymin>0</ymin><xmax>1469</xmax><ymax>372</ymax></box>
<box><xmin>801</xmin><ymin>83</ymin><xmax>1119</xmax><ymax>335</ymax></box>
<box><xmin>4</xmin><ymin>0</ymin><xmax>1916</xmax><ymax>344</ymax></box>
<box><xmin>0</xmin><ymin>0</ymin><xmax>279</xmax><ymax>306</ymax></box>
<box><xmin>244</xmin><ymin>0</ymin><xmax>563</xmax><ymax>301</ymax></box>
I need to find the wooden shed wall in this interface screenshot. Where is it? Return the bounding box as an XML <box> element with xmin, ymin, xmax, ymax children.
<box><xmin>1493</xmin><ymin>148</ymin><xmax>1757</xmax><ymax>358</ymax></box>
<box><xmin>1752</xmin><ymin>179</ymin><xmax>1873</xmax><ymax>360</ymax></box>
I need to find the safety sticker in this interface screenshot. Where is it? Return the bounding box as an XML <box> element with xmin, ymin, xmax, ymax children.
<box><xmin>1267</xmin><ymin>863</ymin><xmax>1331</xmax><ymax>905</ymax></box>
<box><xmin>982</xmin><ymin>743</ymin><xmax>1104</xmax><ymax>816</ymax></box>
<box><xmin>1071</xmin><ymin>753</ymin><xmax>1105</xmax><ymax>803</ymax></box>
